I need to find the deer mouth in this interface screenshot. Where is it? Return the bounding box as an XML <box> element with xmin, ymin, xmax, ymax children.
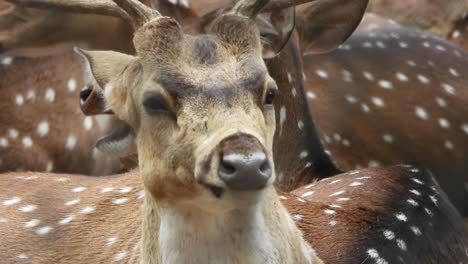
<box><xmin>96</xmin><ymin>123</ymin><xmax>137</xmax><ymax>158</ymax></box>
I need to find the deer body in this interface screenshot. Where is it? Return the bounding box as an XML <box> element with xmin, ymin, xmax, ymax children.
<box><xmin>0</xmin><ymin>171</ymin><xmax>320</xmax><ymax>264</ymax></box>
<box><xmin>302</xmin><ymin>16</ymin><xmax>468</xmax><ymax>216</ymax></box>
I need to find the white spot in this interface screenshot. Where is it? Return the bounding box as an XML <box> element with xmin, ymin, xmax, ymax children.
<box><xmin>80</xmin><ymin>206</ymin><xmax>95</xmax><ymax>214</ymax></box>
<box><xmin>378</xmin><ymin>80</ymin><xmax>393</xmax><ymax>89</ymax></box>
<box><xmin>297</xmin><ymin>120</ymin><xmax>304</xmax><ymax>130</ymax></box>
<box><xmin>3</xmin><ymin>196</ymin><xmax>21</xmax><ymax>206</ymax></box>
<box><xmin>407</xmin><ymin>199</ymin><xmax>419</xmax><ymax>207</ymax></box>
<box><xmin>422</xmin><ymin>41</ymin><xmax>431</xmax><ymax>48</ymax></box>
<box><xmin>1</xmin><ymin>56</ymin><xmax>13</xmax><ymax>65</ymax></box>
<box><xmin>21</xmin><ymin>137</ymin><xmax>33</xmax><ymax>148</ymax></box>
<box><xmin>395</xmin><ymin>212</ymin><xmax>408</xmax><ymax>222</ymax></box>
<box><xmin>367</xmin><ymin>249</ymin><xmax>379</xmax><ymax>259</ymax></box>
<box><xmin>37</xmin><ymin>121</ymin><xmax>49</xmax><ymax>137</ymax></box>
<box><xmin>26</xmin><ymin>89</ymin><xmax>36</xmax><ymax>101</ymax></box>
<box><xmin>329</xmin><ymin>220</ymin><xmax>337</xmax><ymax>226</ymax></box>
<box><xmin>417</xmin><ymin>75</ymin><xmax>430</xmax><ymax>84</ymax></box>
<box><xmin>410</xmin><ymin>189</ymin><xmax>421</xmax><ymax>196</ymax></box>
<box><xmin>45</xmin><ymin>88</ymin><xmax>55</xmax><ymax>102</ymax></box>
<box><xmin>350</xmin><ymin>181</ymin><xmax>363</xmax><ymax>187</ymax></box>
<box><xmin>462</xmin><ymin>124</ymin><xmax>468</xmax><ymax>136</ymax></box>
<box><xmin>83</xmin><ymin>117</ymin><xmax>93</xmax><ymax>131</ymax></box>
<box><xmin>24</xmin><ymin>219</ymin><xmax>40</xmax><ymax>228</ymax></box>
<box><xmin>399</xmin><ymin>42</ymin><xmax>408</xmax><ymax>48</ymax></box>
<box><xmin>329</xmin><ymin>190</ymin><xmax>345</xmax><ymax>197</ymax></box>
<box><xmin>415</xmin><ymin>106</ymin><xmax>429</xmax><ymax>120</ymax></box>
<box><xmin>360</xmin><ymin>103</ymin><xmax>370</xmax><ymax>113</ymax></box>
<box><xmin>412</xmin><ymin>178</ymin><xmax>424</xmax><ymax>185</ymax></box>
<box><xmin>452</xmin><ymin>30</ymin><xmax>461</xmax><ymax>38</ymax></box>
<box><xmin>17</xmin><ymin>254</ymin><xmax>29</xmax><ymax>260</ymax></box>
<box><xmin>36</xmin><ymin>226</ymin><xmax>52</xmax><ymax>235</ymax></box>
<box><xmin>345</xmin><ymin>94</ymin><xmax>358</xmax><ymax>104</ymax></box>
<box><xmin>112</xmin><ymin>198</ymin><xmax>129</xmax><ymax>205</ymax></box>
<box><xmin>114</xmin><ymin>252</ymin><xmax>127</xmax><ymax>261</ymax></box>
<box><xmin>279</xmin><ymin>195</ymin><xmax>287</xmax><ymax>200</ymax></box>
<box><xmin>395</xmin><ymin>72</ymin><xmax>408</xmax><ymax>82</ymax></box>
<box><xmin>435</xmin><ymin>97</ymin><xmax>447</xmax><ymax>108</ymax></box>
<box><xmin>375</xmin><ymin>41</ymin><xmax>386</xmax><ymax>48</ymax></box>
<box><xmin>297</xmin><ymin>197</ymin><xmax>306</xmax><ymax>203</ymax></box>
<box><xmin>435</xmin><ymin>45</ymin><xmax>446</xmax><ymax>51</ymax></box>
<box><xmin>442</xmin><ymin>83</ymin><xmax>456</xmax><ymax>95</ymax></box>
<box><xmin>46</xmin><ymin>161</ymin><xmax>54</xmax><ymax>172</ymax></box>
<box><xmin>368</xmin><ymin>160</ymin><xmax>380</xmax><ymax>167</ymax></box>
<box><xmin>299</xmin><ymin>151</ymin><xmax>309</xmax><ymax>159</ymax></box>
<box><xmin>306</xmin><ymin>91</ymin><xmax>317</xmax><ymax>100</ymax></box>
<box><xmin>424</xmin><ymin>207</ymin><xmax>434</xmax><ymax>217</ymax></box>
<box><xmin>336</xmin><ymin>197</ymin><xmax>350</xmax><ymax>202</ymax></box>
<box><xmin>66</xmin><ymin>135</ymin><xmax>77</xmax><ymax>150</ymax></box>
<box><xmin>68</xmin><ymin>79</ymin><xmax>77</xmax><ymax>92</ymax></box>
<box><xmin>383</xmin><ymin>134</ymin><xmax>394</xmax><ymax>143</ymax></box>
<box><xmin>179</xmin><ymin>0</ymin><xmax>189</xmax><ymax>8</ymax></box>
<box><xmin>316</xmin><ymin>69</ymin><xmax>329</xmax><ymax>79</ymax></box>
<box><xmin>293</xmin><ymin>214</ymin><xmax>303</xmax><ymax>221</ymax></box>
<box><xmin>383</xmin><ymin>230</ymin><xmax>395</xmax><ymax>240</ymax></box>
<box><xmin>438</xmin><ymin>118</ymin><xmax>450</xmax><ymax>129</ymax></box>
<box><xmin>371</xmin><ymin>97</ymin><xmax>385</xmax><ymax>107</ymax></box>
<box><xmin>410</xmin><ymin>226</ymin><xmax>422</xmax><ymax>236</ymax></box>
<box><xmin>118</xmin><ymin>187</ymin><xmax>132</xmax><ymax>193</ymax></box>
<box><xmin>444</xmin><ymin>140</ymin><xmax>454</xmax><ymax>150</ymax></box>
<box><xmin>329</xmin><ymin>179</ymin><xmax>342</xmax><ymax>185</ymax></box>
<box><xmin>324</xmin><ymin>209</ymin><xmax>336</xmax><ymax>215</ymax></box>
<box><xmin>0</xmin><ymin>138</ymin><xmax>8</xmax><ymax>148</ymax></box>
<box><xmin>65</xmin><ymin>199</ymin><xmax>80</xmax><ymax>206</ymax></box>
<box><xmin>0</xmin><ymin>218</ymin><xmax>7</xmax><ymax>223</ymax></box>
<box><xmin>342</xmin><ymin>70</ymin><xmax>353</xmax><ymax>82</ymax></box>
<box><xmin>58</xmin><ymin>215</ymin><xmax>75</xmax><ymax>225</ymax></box>
<box><xmin>106</xmin><ymin>236</ymin><xmax>118</xmax><ymax>245</ymax></box>
<box><xmin>15</xmin><ymin>94</ymin><xmax>25</xmax><ymax>106</ymax></box>
<box><xmin>8</xmin><ymin>128</ymin><xmax>19</xmax><ymax>139</ymax></box>
<box><xmin>396</xmin><ymin>239</ymin><xmax>407</xmax><ymax>251</ymax></box>
<box><xmin>429</xmin><ymin>195</ymin><xmax>438</xmax><ymax>206</ymax></box>
<box><xmin>291</xmin><ymin>88</ymin><xmax>297</xmax><ymax>97</ymax></box>
<box><xmin>71</xmin><ymin>186</ymin><xmax>86</xmax><ymax>193</ymax></box>
<box><xmin>19</xmin><ymin>205</ymin><xmax>37</xmax><ymax>213</ymax></box>
<box><xmin>449</xmin><ymin>68</ymin><xmax>459</xmax><ymax>77</ymax></box>
<box><xmin>363</xmin><ymin>71</ymin><xmax>375</xmax><ymax>81</ymax></box>
<box><xmin>279</xmin><ymin>106</ymin><xmax>286</xmax><ymax>136</ymax></box>
<box><xmin>101</xmin><ymin>187</ymin><xmax>114</xmax><ymax>193</ymax></box>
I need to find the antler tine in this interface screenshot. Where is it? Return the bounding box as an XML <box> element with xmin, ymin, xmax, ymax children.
<box><xmin>112</xmin><ymin>0</ymin><xmax>161</xmax><ymax>29</ymax></box>
<box><xmin>231</xmin><ymin>0</ymin><xmax>271</xmax><ymax>18</ymax></box>
<box><xmin>6</xmin><ymin>0</ymin><xmax>132</xmax><ymax>23</ymax></box>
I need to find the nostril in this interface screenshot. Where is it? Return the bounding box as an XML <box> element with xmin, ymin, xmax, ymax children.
<box><xmin>220</xmin><ymin>158</ymin><xmax>237</xmax><ymax>175</ymax></box>
<box><xmin>80</xmin><ymin>86</ymin><xmax>93</xmax><ymax>104</ymax></box>
<box><xmin>259</xmin><ymin>161</ymin><xmax>271</xmax><ymax>174</ymax></box>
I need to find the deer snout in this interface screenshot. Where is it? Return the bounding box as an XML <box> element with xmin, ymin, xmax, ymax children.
<box><xmin>79</xmin><ymin>85</ymin><xmax>112</xmax><ymax>115</ymax></box>
<box><xmin>217</xmin><ymin>134</ymin><xmax>272</xmax><ymax>191</ymax></box>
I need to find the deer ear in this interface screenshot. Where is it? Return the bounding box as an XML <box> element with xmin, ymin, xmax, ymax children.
<box><xmin>74</xmin><ymin>48</ymin><xmax>135</xmax><ymax>117</ymax></box>
<box><xmin>255</xmin><ymin>7</ymin><xmax>295</xmax><ymax>59</ymax></box>
<box><xmin>296</xmin><ymin>0</ymin><xmax>368</xmax><ymax>54</ymax></box>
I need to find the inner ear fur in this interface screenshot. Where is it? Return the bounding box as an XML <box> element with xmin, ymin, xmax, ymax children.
<box><xmin>296</xmin><ymin>0</ymin><xmax>369</xmax><ymax>54</ymax></box>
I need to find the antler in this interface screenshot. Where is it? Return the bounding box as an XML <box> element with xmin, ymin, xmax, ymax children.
<box><xmin>232</xmin><ymin>0</ymin><xmax>320</xmax><ymax>17</ymax></box>
<box><xmin>6</xmin><ymin>0</ymin><xmax>161</xmax><ymax>29</ymax></box>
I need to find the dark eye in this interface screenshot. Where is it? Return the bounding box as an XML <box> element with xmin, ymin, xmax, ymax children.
<box><xmin>264</xmin><ymin>88</ymin><xmax>277</xmax><ymax>105</ymax></box>
<box><xmin>143</xmin><ymin>96</ymin><xmax>171</xmax><ymax>114</ymax></box>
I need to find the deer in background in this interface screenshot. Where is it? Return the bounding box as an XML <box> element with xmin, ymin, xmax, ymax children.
<box><xmin>298</xmin><ymin>9</ymin><xmax>468</xmax><ymax>217</ymax></box>
<box><xmin>367</xmin><ymin>0</ymin><xmax>468</xmax><ymax>51</ymax></box>
<box><xmin>0</xmin><ymin>0</ymin><xmax>208</xmax><ymax>174</ymax></box>
<box><xmin>0</xmin><ymin>1</ymin><xmax>466</xmax><ymax>264</ymax></box>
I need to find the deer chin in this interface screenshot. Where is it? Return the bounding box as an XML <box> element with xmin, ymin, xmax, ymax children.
<box><xmin>96</xmin><ymin>123</ymin><xmax>137</xmax><ymax>158</ymax></box>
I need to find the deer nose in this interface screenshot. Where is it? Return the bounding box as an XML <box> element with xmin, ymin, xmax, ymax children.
<box><xmin>80</xmin><ymin>86</ymin><xmax>93</xmax><ymax>104</ymax></box>
<box><xmin>217</xmin><ymin>135</ymin><xmax>272</xmax><ymax>191</ymax></box>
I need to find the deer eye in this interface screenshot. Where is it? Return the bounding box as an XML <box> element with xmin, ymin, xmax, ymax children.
<box><xmin>264</xmin><ymin>88</ymin><xmax>277</xmax><ymax>106</ymax></box>
<box><xmin>143</xmin><ymin>96</ymin><xmax>171</xmax><ymax>115</ymax></box>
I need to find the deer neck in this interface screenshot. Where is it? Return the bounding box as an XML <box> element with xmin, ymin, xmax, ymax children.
<box><xmin>268</xmin><ymin>33</ymin><xmax>340</xmax><ymax>191</ymax></box>
<box><xmin>140</xmin><ymin>187</ymin><xmax>315</xmax><ymax>264</ymax></box>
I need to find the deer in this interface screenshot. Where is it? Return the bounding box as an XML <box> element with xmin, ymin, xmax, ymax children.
<box><xmin>0</xmin><ymin>0</ymin><xmax>204</xmax><ymax>174</ymax></box>
<box><xmin>0</xmin><ymin>0</ymin><xmax>467</xmax><ymax>264</ymax></box>
<box><xmin>297</xmin><ymin>9</ymin><xmax>468</xmax><ymax>217</ymax></box>
<box><xmin>367</xmin><ymin>0</ymin><xmax>468</xmax><ymax>50</ymax></box>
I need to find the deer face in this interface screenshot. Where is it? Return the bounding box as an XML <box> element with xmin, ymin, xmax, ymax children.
<box><xmin>78</xmin><ymin>13</ymin><xmax>285</xmax><ymax>211</ymax></box>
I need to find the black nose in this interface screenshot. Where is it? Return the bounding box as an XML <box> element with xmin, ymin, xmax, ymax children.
<box><xmin>218</xmin><ymin>151</ymin><xmax>272</xmax><ymax>191</ymax></box>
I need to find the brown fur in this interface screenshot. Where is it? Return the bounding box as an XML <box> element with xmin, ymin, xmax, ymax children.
<box><xmin>302</xmin><ymin>14</ymin><xmax>468</xmax><ymax>216</ymax></box>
